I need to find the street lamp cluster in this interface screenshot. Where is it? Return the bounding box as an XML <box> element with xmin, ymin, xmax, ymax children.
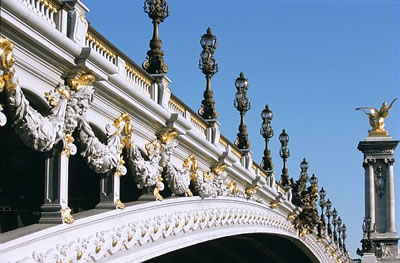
<box><xmin>141</xmin><ymin>1</ymin><xmax>349</xmax><ymax>260</ymax></box>
<box><xmin>320</xmin><ymin>188</ymin><xmax>348</xmax><ymax>255</ymax></box>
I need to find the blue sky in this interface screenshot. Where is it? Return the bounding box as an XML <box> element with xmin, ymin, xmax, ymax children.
<box><xmin>84</xmin><ymin>0</ymin><xmax>399</xmax><ymax>258</ymax></box>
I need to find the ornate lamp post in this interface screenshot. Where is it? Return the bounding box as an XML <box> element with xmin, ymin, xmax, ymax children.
<box><xmin>332</xmin><ymin>208</ymin><xmax>338</xmax><ymax>246</ymax></box>
<box><xmin>319</xmin><ymin>187</ymin><xmax>327</xmax><ymax>233</ymax></box>
<box><xmin>279</xmin><ymin>129</ymin><xmax>290</xmax><ymax>187</ymax></box>
<box><xmin>198</xmin><ymin>28</ymin><xmax>218</xmax><ymax>120</ymax></box>
<box><xmin>342</xmin><ymin>224</ymin><xmax>347</xmax><ymax>253</ymax></box>
<box><xmin>300</xmin><ymin>158</ymin><xmax>309</xmax><ymax>178</ymax></box>
<box><xmin>310</xmin><ymin>173</ymin><xmax>318</xmax><ymax>187</ymax></box>
<box><xmin>337</xmin><ymin>216</ymin><xmax>343</xmax><ymax>250</ymax></box>
<box><xmin>326</xmin><ymin>199</ymin><xmax>333</xmax><ymax>238</ymax></box>
<box><xmin>234</xmin><ymin>72</ymin><xmax>250</xmax><ymax>150</ymax></box>
<box><xmin>260</xmin><ymin>105</ymin><xmax>273</xmax><ymax>172</ymax></box>
<box><xmin>143</xmin><ymin>0</ymin><xmax>169</xmax><ymax>74</ymax></box>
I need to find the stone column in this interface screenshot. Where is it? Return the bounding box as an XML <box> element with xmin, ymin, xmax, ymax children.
<box><xmin>366</xmin><ymin>160</ymin><xmax>375</xmax><ymax>225</ymax></box>
<box><xmin>40</xmin><ymin>150</ymin><xmax>74</xmax><ymax>224</ymax></box>
<box><xmin>386</xmin><ymin>159</ymin><xmax>396</xmax><ymax>233</ymax></box>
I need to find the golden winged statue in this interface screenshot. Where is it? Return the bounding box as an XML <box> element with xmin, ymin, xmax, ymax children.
<box><xmin>356</xmin><ymin>98</ymin><xmax>397</xmax><ymax>136</ymax></box>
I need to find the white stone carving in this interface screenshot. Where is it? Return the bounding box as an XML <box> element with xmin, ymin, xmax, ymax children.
<box><xmin>15</xmin><ymin>205</ymin><xmax>300</xmax><ymax>263</ymax></box>
<box><xmin>78</xmin><ymin>118</ymin><xmax>121</xmax><ymax>174</ymax></box>
<box><xmin>7</xmin><ymin>80</ymin><xmax>68</xmax><ymax>152</ymax></box>
<box><xmin>128</xmin><ymin>143</ymin><xmax>165</xmax><ymax>199</ymax></box>
<box><xmin>191</xmin><ymin>163</ymin><xmax>231</xmax><ymax>199</ymax></box>
<box><xmin>0</xmin><ymin>104</ymin><xmax>6</xmax><ymax>126</ymax></box>
<box><xmin>165</xmin><ymin>162</ymin><xmax>192</xmax><ymax>196</ymax></box>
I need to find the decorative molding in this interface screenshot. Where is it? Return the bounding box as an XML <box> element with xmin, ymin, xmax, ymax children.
<box><xmin>15</xmin><ymin>206</ymin><xmax>298</xmax><ymax>263</ymax></box>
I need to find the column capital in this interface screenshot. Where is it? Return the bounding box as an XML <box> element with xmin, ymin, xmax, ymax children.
<box><xmin>358</xmin><ymin>140</ymin><xmax>399</xmax><ymax>156</ymax></box>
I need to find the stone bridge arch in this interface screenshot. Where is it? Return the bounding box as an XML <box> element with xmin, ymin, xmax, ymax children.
<box><xmin>1</xmin><ymin>197</ymin><xmax>329</xmax><ymax>263</ymax></box>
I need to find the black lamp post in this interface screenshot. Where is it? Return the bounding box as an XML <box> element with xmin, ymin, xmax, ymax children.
<box><xmin>260</xmin><ymin>105</ymin><xmax>273</xmax><ymax>172</ymax></box>
<box><xmin>337</xmin><ymin>216</ymin><xmax>343</xmax><ymax>249</ymax></box>
<box><xmin>342</xmin><ymin>224</ymin><xmax>347</xmax><ymax>253</ymax></box>
<box><xmin>319</xmin><ymin>187</ymin><xmax>327</xmax><ymax>233</ymax></box>
<box><xmin>279</xmin><ymin>129</ymin><xmax>290</xmax><ymax>187</ymax></box>
<box><xmin>310</xmin><ymin>173</ymin><xmax>318</xmax><ymax>187</ymax></box>
<box><xmin>198</xmin><ymin>28</ymin><xmax>218</xmax><ymax>120</ymax></box>
<box><xmin>326</xmin><ymin>199</ymin><xmax>332</xmax><ymax>238</ymax></box>
<box><xmin>143</xmin><ymin>0</ymin><xmax>169</xmax><ymax>74</ymax></box>
<box><xmin>234</xmin><ymin>72</ymin><xmax>250</xmax><ymax>150</ymax></box>
<box><xmin>332</xmin><ymin>208</ymin><xmax>338</xmax><ymax>246</ymax></box>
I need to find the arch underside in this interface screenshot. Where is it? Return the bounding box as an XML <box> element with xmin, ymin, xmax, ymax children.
<box><xmin>0</xmin><ymin>197</ymin><xmax>326</xmax><ymax>263</ymax></box>
<box><xmin>148</xmin><ymin>233</ymin><xmax>316</xmax><ymax>263</ymax></box>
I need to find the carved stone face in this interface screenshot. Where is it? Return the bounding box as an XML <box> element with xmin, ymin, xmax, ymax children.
<box><xmin>64</xmin><ymin>87</ymin><xmax>94</xmax><ymax>133</ymax></box>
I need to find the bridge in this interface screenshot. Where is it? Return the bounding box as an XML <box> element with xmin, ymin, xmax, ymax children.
<box><xmin>0</xmin><ymin>0</ymin><xmax>377</xmax><ymax>262</ymax></box>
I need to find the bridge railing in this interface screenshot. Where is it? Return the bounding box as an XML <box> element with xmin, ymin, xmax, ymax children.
<box><xmin>18</xmin><ymin>0</ymin><xmax>60</xmax><ymax>28</ymax></box>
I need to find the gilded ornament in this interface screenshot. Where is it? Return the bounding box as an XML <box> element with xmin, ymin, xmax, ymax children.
<box><xmin>0</xmin><ymin>37</ymin><xmax>15</xmax><ymax>70</ymax></box>
<box><xmin>145</xmin><ymin>140</ymin><xmax>161</xmax><ymax>156</ymax></box>
<box><xmin>157</xmin><ymin>127</ymin><xmax>179</xmax><ymax>144</ymax></box>
<box><xmin>153</xmin><ymin>176</ymin><xmax>164</xmax><ymax>200</ymax></box>
<box><xmin>287</xmin><ymin>213</ymin><xmax>297</xmax><ymax>221</ymax></box>
<box><xmin>67</xmin><ymin>73</ymin><xmax>95</xmax><ymax>91</ymax></box>
<box><xmin>77</xmin><ymin>251</ymin><xmax>83</xmax><ymax>260</ymax></box>
<box><xmin>227</xmin><ymin>180</ymin><xmax>238</xmax><ymax>195</ymax></box>
<box><xmin>95</xmin><ymin>245</ymin><xmax>101</xmax><ymax>254</ymax></box>
<box><xmin>183</xmin><ymin>154</ymin><xmax>199</xmax><ymax>181</ymax></box>
<box><xmin>210</xmin><ymin>162</ymin><xmax>226</xmax><ymax>175</ymax></box>
<box><xmin>112</xmin><ymin>239</ymin><xmax>118</xmax><ymax>247</ymax></box>
<box><xmin>128</xmin><ymin>234</ymin><xmax>133</xmax><ymax>241</ymax></box>
<box><xmin>61</xmin><ymin>207</ymin><xmax>74</xmax><ymax>224</ymax></box>
<box><xmin>356</xmin><ymin>98</ymin><xmax>397</xmax><ymax>136</ymax></box>
<box><xmin>61</xmin><ymin>133</ymin><xmax>75</xmax><ymax>158</ymax></box>
<box><xmin>270</xmin><ymin>200</ymin><xmax>281</xmax><ymax>209</ymax></box>
<box><xmin>114</xmin><ymin>199</ymin><xmax>125</xmax><ymax>209</ymax></box>
<box><xmin>245</xmin><ymin>184</ymin><xmax>259</xmax><ymax>197</ymax></box>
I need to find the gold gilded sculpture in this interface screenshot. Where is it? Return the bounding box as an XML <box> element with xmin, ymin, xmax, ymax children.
<box><xmin>157</xmin><ymin>127</ymin><xmax>179</xmax><ymax>144</ymax></box>
<box><xmin>0</xmin><ymin>37</ymin><xmax>17</xmax><ymax>92</ymax></box>
<box><xmin>67</xmin><ymin>73</ymin><xmax>95</xmax><ymax>91</ymax></box>
<box><xmin>356</xmin><ymin>98</ymin><xmax>397</xmax><ymax>137</ymax></box>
